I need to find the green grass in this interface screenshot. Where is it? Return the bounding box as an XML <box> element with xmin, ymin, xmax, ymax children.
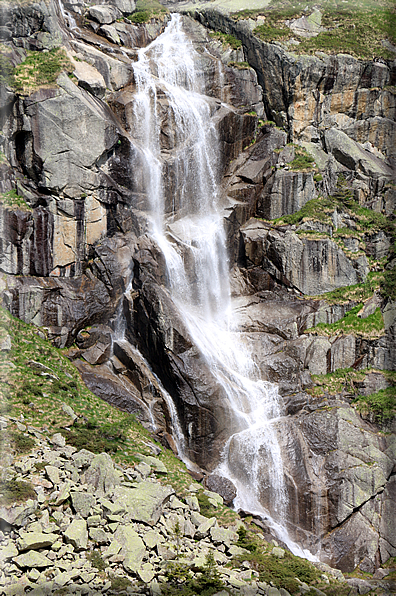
<box><xmin>232</xmin><ymin>525</ymin><xmax>320</xmax><ymax>594</ymax></box>
<box><xmin>0</xmin><ymin>305</ymin><xmax>194</xmax><ymax>497</ymax></box>
<box><xmin>305</xmin><ymin>272</ymin><xmax>384</xmax><ymax>304</ymax></box>
<box><xmin>12</xmin><ymin>47</ymin><xmax>73</xmax><ymax>95</ymax></box>
<box><xmin>228</xmin><ymin>61</ymin><xmax>250</xmax><ymax>69</ymax></box>
<box><xmin>354</xmin><ymin>387</ymin><xmax>396</xmax><ymax>422</ymax></box>
<box><xmin>247</xmin><ymin>0</ymin><xmax>395</xmax><ymax>60</ymax></box>
<box><xmin>305</xmin><ymin>304</ymin><xmax>384</xmax><ymax>337</ymax></box>
<box><xmin>310</xmin><ymin>367</ymin><xmax>367</xmax><ymax>396</ymax></box>
<box><xmin>0</xmin><ymin>189</ymin><xmax>32</xmax><ymax>212</ymax></box>
<box><xmin>127</xmin><ymin>0</ymin><xmax>168</xmax><ymax>23</ymax></box>
<box><xmin>0</xmin><ymin>479</ymin><xmax>36</xmax><ymax>506</ymax></box>
<box><xmin>288</xmin><ymin>145</ymin><xmax>315</xmax><ymax>171</ymax></box>
<box><xmin>209</xmin><ymin>31</ymin><xmax>242</xmax><ymax>50</ymax></box>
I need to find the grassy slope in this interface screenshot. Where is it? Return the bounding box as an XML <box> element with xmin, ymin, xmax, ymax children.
<box><xmin>233</xmin><ymin>0</ymin><xmax>395</xmax><ymax>60</ymax></box>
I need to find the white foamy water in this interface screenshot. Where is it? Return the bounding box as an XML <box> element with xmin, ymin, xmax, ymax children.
<box><xmin>130</xmin><ymin>14</ymin><xmax>316</xmax><ymax>559</ymax></box>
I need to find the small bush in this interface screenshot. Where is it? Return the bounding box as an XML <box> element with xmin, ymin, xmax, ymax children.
<box><xmin>0</xmin><ymin>479</ymin><xmax>36</xmax><ymax>506</ymax></box>
<box><xmin>197</xmin><ymin>492</ymin><xmax>213</xmax><ymax>517</ymax></box>
<box><xmin>128</xmin><ymin>0</ymin><xmax>168</xmax><ymax>22</ymax></box>
<box><xmin>10</xmin><ymin>431</ymin><xmax>36</xmax><ymax>454</ymax></box>
<box><xmin>87</xmin><ymin>549</ymin><xmax>106</xmax><ymax>571</ymax></box>
<box><xmin>162</xmin><ymin>552</ymin><xmax>225</xmax><ymax>596</ymax></box>
<box><xmin>236</xmin><ymin>526</ymin><xmax>258</xmax><ymax>552</ymax></box>
<box><xmin>110</xmin><ymin>576</ymin><xmax>132</xmax><ymax>592</ymax></box>
<box><xmin>128</xmin><ymin>10</ymin><xmax>151</xmax><ymax>23</ymax></box>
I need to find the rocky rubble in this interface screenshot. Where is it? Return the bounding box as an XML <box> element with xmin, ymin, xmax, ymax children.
<box><xmin>0</xmin><ymin>424</ymin><xmax>350</xmax><ymax>596</ymax></box>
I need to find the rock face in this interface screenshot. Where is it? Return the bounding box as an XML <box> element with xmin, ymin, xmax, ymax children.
<box><xmin>1</xmin><ymin>0</ymin><xmax>395</xmax><ymax>577</ymax></box>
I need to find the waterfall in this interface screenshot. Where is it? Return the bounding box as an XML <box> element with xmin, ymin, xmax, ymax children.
<box><xmin>130</xmin><ymin>14</ymin><xmax>313</xmax><ymax>558</ymax></box>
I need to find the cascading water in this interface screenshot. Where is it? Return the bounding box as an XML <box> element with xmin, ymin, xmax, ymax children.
<box><xmin>130</xmin><ymin>14</ymin><xmax>314</xmax><ymax>558</ymax></box>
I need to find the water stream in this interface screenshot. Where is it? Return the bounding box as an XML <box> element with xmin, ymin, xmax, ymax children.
<box><xmin>130</xmin><ymin>14</ymin><xmax>314</xmax><ymax>559</ymax></box>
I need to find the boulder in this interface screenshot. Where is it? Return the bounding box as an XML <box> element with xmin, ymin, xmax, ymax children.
<box><xmin>17</xmin><ymin>532</ymin><xmax>58</xmax><ymax>552</ymax></box>
<box><xmin>73</xmin><ymin>60</ymin><xmax>106</xmax><ymax>99</ymax></box>
<box><xmin>63</xmin><ymin>519</ymin><xmax>88</xmax><ymax>550</ymax></box>
<box><xmin>14</xmin><ymin>551</ymin><xmax>52</xmax><ymax>568</ymax></box>
<box><xmin>88</xmin><ymin>5</ymin><xmax>121</xmax><ymax>24</ymax></box>
<box><xmin>204</xmin><ymin>474</ymin><xmax>237</xmax><ymax>505</ymax></box>
<box><xmin>84</xmin><ymin>453</ymin><xmax>121</xmax><ymax>496</ymax></box>
<box><xmin>115</xmin><ymin>524</ymin><xmax>146</xmax><ymax>573</ymax></box>
<box><xmin>112</xmin><ymin>482</ymin><xmax>174</xmax><ymax>525</ymax></box>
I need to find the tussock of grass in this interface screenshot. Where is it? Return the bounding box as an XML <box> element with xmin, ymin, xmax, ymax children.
<box><xmin>0</xmin><ymin>479</ymin><xmax>36</xmax><ymax>506</ymax></box>
<box><xmin>228</xmin><ymin>61</ymin><xmax>250</xmax><ymax>69</ymax></box>
<box><xmin>209</xmin><ymin>31</ymin><xmax>242</xmax><ymax>50</ymax></box>
<box><xmin>127</xmin><ymin>0</ymin><xmax>168</xmax><ymax>23</ymax></box>
<box><xmin>354</xmin><ymin>387</ymin><xmax>396</xmax><ymax>422</ymax></box>
<box><xmin>12</xmin><ymin>48</ymin><xmax>73</xmax><ymax>95</ymax></box>
<box><xmin>0</xmin><ymin>189</ymin><xmax>32</xmax><ymax>212</ymax></box>
<box><xmin>305</xmin><ymin>305</ymin><xmax>384</xmax><ymax>337</ymax></box>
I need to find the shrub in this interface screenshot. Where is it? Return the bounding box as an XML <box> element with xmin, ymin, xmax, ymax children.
<box><xmin>10</xmin><ymin>431</ymin><xmax>36</xmax><ymax>454</ymax></box>
<box><xmin>0</xmin><ymin>479</ymin><xmax>36</xmax><ymax>506</ymax></box>
<box><xmin>87</xmin><ymin>549</ymin><xmax>107</xmax><ymax>571</ymax></box>
<box><xmin>128</xmin><ymin>10</ymin><xmax>151</xmax><ymax>23</ymax></box>
<box><xmin>127</xmin><ymin>0</ymin><xmax>168</xmax><ymax>22</ymax></box>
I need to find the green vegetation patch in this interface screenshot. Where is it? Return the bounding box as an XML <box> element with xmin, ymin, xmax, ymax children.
<box><xmin>127</xmin><ymin>0</ymin><xmax>168</xmax><ymax>23</ymax></box>
<box><xmin>209</xmin><ymin>31</ymin><xmax>242</xmax><ymax>50</ymax></box>
<box><xmin>0</xmin><ymin>305</ymin><xmax>197</xmax><ymax>498</ymax></box>
<box><xmin>0</xmin><ymin>189</ymin><xmax>32</xmax><ymax>212</ymax></box>
<box><xmin>233</xmin><ymin>526</ymin><xmax>320</xmax><ymax>594</ymax></box>
<box><xmin>0</xmin><ymin>53</ymin><xmax>13</xmax><ymax>88</ymax></box>
<box><xmin>0</xmin><ymin>479</ymin><xmax>36</xmax><ymax>506</ymax></box>
<box><xmin>12</xmin><ymin>47</ymin><xmax>73</xmax><ymax>95</ymax></box>
<box><xmin>162</xmin><ymin>552</ymin><xmax>225</xmax><ymax>596</ymax></box>
<box><xmin>247</xmin><ymin>0</ymin><xmax>395</xmax><ymax>60</ymax></box>
<box><xmin>305</xmin><ymin>304</ymin><xmax>384</xmax><ymax>337</ymax></box>
<box><xmin>10</xmin><ymin>431</ymin><xmax>36</xmax><ymax>454</ymax></box>
<box><xmin>228</xmin><ymin>61</ymin><xmax>250</xmax><ymax>69</ymax></box>
<box><xmin>288</xmin><ymin>144</ymin><xmax>315</xmax><ymax>171</ymax></box>
<box><xmin>354</xmin><ymin>386</ymin><xmax>396</xmax><ymax>422</ymax></box>
<box><xmin>382</xmin><ymin>264</ymin><xmax>396</xmax><ymax>301</ymax></box>
<box><xmin>306</xmin><ymin>272</ymin><xmax>384</xmax><ymax>304</ymax></box>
